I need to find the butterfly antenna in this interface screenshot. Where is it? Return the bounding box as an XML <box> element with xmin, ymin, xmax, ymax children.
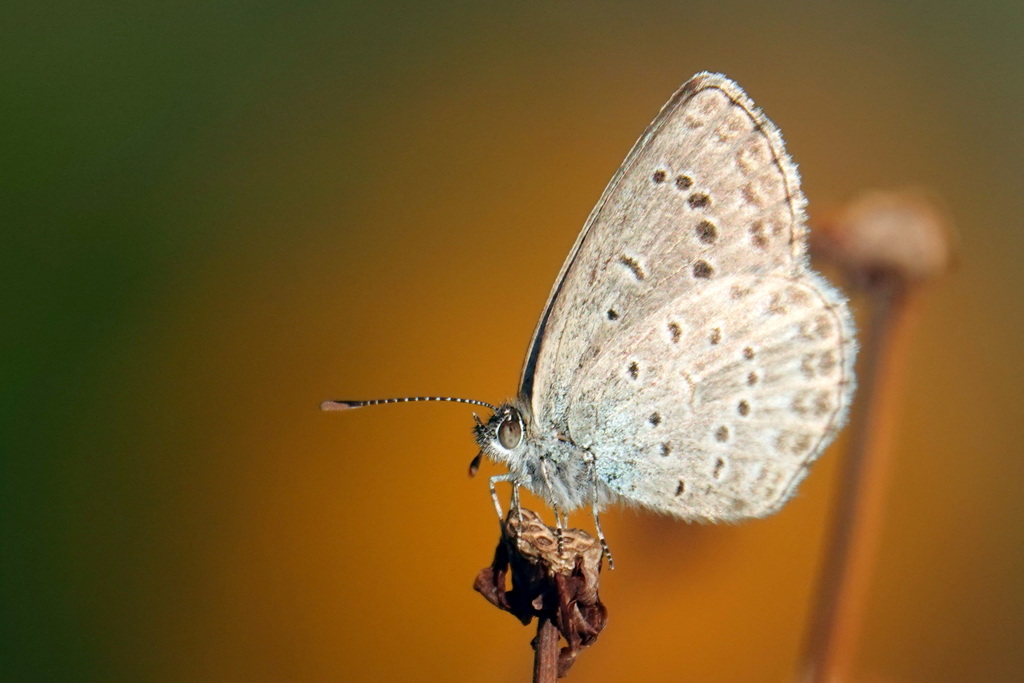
<box><xmin>320</xmin><ymin>396</ymin><xmax>497</xmax><ymax>412</ymax></box>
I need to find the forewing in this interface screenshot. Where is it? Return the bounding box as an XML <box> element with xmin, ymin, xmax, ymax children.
<box><xmin>520</xmin><ymin>73</ymin><xmax>809</xmax><ymax>434</ymax></box>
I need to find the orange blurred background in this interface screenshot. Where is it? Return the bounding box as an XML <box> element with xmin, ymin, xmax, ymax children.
<box><xmin>5</xmin><ymin>2</ymin><xmax>1023</xmax><ymax>681</ymax></box>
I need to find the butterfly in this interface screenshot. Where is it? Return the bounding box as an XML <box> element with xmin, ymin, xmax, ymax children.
<box><xmin>324</xmin><ymin>73</ymin><xmax>856</xmax><ymax>556</ymax></box>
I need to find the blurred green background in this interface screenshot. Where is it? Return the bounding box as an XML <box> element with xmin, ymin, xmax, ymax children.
<box><xmin>4</xmin><ymin>1</ymin><xmax>1023</xmax><ymax>681</ymax></box>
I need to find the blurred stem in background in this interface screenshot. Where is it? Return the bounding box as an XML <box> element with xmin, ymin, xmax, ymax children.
<box><xmin>802</xmin><ymin>191</ymin><xmax>954</xmax><ymax>682</ymax></box>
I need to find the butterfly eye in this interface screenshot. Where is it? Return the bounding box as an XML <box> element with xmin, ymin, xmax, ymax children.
<box><xmin>497</xmin><ymin>411</ymin><xmax>523</xmax><ymax>449</ymax></box>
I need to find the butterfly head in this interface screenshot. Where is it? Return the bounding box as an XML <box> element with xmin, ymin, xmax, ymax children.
<box><xmin>473</xmin><ymin>399</ymin><xmax>532</xmax><ymax>469</ymax></box>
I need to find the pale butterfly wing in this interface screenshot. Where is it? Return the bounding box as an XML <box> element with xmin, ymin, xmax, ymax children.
<box><xmin>573</xmin><ymin>272</ymin><xmax>855</xmax><ymax>520</ymax></box>
<box><xmin>518</xmin><ymin>72</ymin><xmax>856</xmax><ymax>519</ymax></box>
<box><xmin>521</xmin><ymin>72</ymin><xmax>807</xmax><ymax>423</ymax></box>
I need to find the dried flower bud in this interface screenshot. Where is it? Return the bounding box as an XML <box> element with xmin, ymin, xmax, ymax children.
<box><xmin>473</xmin><ymin>509</ymin><xmax>607</xmax><ymax>677</ymax></box>
<box><xmin>813</xmin><ymin>190</ymin><xmax>955</xmax><ymax>286</ymax></box>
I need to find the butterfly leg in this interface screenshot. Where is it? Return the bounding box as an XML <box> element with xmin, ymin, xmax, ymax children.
<box><xmin>538</xmin><ymin>456</ymin><xmax>565</xmax><ymax>556</ymax></box>
<box><xmin>511</xmin><ymin>480</ymin><xmax>524</xmax><ymax>525</ymax></box>
<box><xmin>586</xmin><ymin>456</ymin><xmax>615</xmax><ymax>569</ymax></box>
<box><xmin>552</xmin><ymin>506</ymin><xmax>566</xmax><ymax>557</ymax></box>
<box><xmin>488</xmin><ymin>473</ymin><xmax>516</xmax><ymax>520</ymax></box>
<box><xmin>590</xmin><ymin>507</ymin><xmax>614</xmax><ymax>570</ymax></box>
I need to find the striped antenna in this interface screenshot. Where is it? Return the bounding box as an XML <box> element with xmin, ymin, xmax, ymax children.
<box><xmin>320</xmin><ymin>396</ymin><xmax>497</xmax><ymax>412</ymax></box>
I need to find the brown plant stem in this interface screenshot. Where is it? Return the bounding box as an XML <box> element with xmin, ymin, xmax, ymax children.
<box><xmin>801</xmin><ymin>190</ymin><xmax>953</xmax><ymax>682</ymax></box>
<box><xmin>801</xmin><ymin>276</ymin><xmax>916</xmax><ymax>683</ymax></box>
<box><xmin>534</xmin><ymin>615</ymin><xmax>560</xmax><ymax>683</ymax></box>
